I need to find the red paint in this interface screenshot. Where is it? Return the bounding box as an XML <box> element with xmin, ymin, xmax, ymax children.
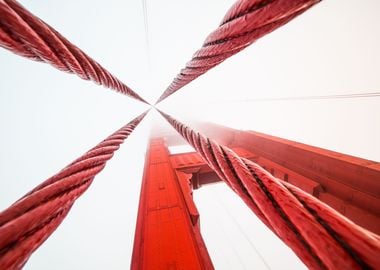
<box><xmin>0</xmin><ymin>0</ymin><xmax>147</xmax><ymax>103</ymax></box>
<box><xmin>156</xmin><ymin>0</ymin><xmax>321</xmax><ymax>103</ymax></box>
<box><xmin>131</xmin><ymin>138</ymin><xmax>213</xmax><ymax>270</ymax></box>
<box><xmin>159</xmin><ymin>111</ymin><xmax>380</xmax><ymax>270</ymax></box>
<box><xmin>0</xmin><ymin>112</ymin><xmax>147</xmax><ymax>269</ymax></box>
<box><xmin>194</xmin><ymin>123</ymin><xmax>380</xmax><ymax>234</ymax></box>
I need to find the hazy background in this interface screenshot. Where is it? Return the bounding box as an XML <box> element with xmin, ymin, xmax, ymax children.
<box><xmin>0</xmin><ymin>0</ymin><xmax>379</xmax><ymax>269</ymax></box>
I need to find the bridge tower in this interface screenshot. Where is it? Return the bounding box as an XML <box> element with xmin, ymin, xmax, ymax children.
<box><xmin>131</xmin><ymin>122</ymin><xmax>380</xmax><ymax>268</ymax></box>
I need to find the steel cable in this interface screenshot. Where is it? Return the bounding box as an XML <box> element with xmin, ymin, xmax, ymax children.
<box><xmin>0</xmin><ymin>0</ymin><xmax>147</xmax><ymax>103</ymax></box>
<box><xmin>159</xmin><ymin>110</ymin><xmax>380</xmax><ymax>270</ymax></box>
<box><xmin>212</xmin><ymin>189</ymin><xmax>271</xmax><ymax>270</ymax></box>
<box><xmin>155</xmin><ymin>0</ymin><xmax>321</xmax><ymax>104</ymax></box>
<box><xmin>225</xmin><ymin>91</ymin><xmax>380</xmax><ymax>103</ymax></box>
<box><xmin>0</xmin><ymin>111</ymin><xmax>148</xmax><ymax>269</ymax></box>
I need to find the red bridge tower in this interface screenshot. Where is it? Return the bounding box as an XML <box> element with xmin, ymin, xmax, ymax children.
<box><xmin>131</xmin><ymin>122</ymin><xmax>380</xmax><ymax>269</ymax></box>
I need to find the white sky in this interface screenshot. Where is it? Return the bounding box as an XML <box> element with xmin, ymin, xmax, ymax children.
<box><xmin>0</xmin><ymin>0</ymin><xmax>379</xmax><ymax>269</ymax></box>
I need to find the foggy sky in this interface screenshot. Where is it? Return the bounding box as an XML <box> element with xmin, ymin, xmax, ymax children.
<box><xmin>1</xmin><ymin>0</ymin><xmax>379</xmax><ymax>269</ymax></box>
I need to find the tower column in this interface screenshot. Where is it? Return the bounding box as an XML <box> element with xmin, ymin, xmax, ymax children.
<box><xmin>131</xmin><ymin>137</ymin><xmax>213</xmax><ymax>269</ymax></box>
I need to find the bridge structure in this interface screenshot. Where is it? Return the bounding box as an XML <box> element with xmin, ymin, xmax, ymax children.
<box><xmin>131</xmin><ymin>121</ymin><xmax>380</xmax><ymax>269</ymax></box>
<box><xmin>0</xmin><ymin>0</ymin><xmax>379</xmax><ymax>269</ymax></box>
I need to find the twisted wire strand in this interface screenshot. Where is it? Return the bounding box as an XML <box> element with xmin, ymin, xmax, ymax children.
<box><xmin>0</xmin><ymin>111</ymin><xmax>148</xmax><ymax>269</ymax></box>
<box><xmin>155</xmin><ymin>0</ymin><xmax>321</xmax><ymax>104</ymax></box>
<box><xmin>159</xmin><ymin>110</ymin><xmax>380</xmax><ymax>270</ymax></box>
<box><xmin>0</xmin><ymin>0</ymin><xmax>147</xmax><ymax>104</ymax></box>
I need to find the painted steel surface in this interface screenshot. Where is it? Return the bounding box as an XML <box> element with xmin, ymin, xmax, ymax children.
<box><xmin>0</xmin><ymin>0</ymin><xmax>147</xmax><ymax>103</ymax></box>
<box><xmin>159</xmin><ymin>111</ymin><xmax>380</xmax><ymax>270</ymax></box>
<box><xmin>131</xmin><ymin>138</ymin><xmax>213</xmax><ymax>269</ymax></box>
<box><xmin>0</xmin><ymin>112</ymin><xmax>147</xmax><ymax>269</ymax></box>
<box><xmin>156</xmin><ymin>0</ymin><xmax>321</xmax><ymax>103</ymax></box>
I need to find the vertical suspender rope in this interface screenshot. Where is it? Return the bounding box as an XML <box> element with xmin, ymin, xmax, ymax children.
<box><xmin>212</xmin><ymin>189</ymin><xmax>271</xmax><ymax>270</ymax></box>
<box><xmin>155</xmin><ymin>0</ymin><xmax>321</xmax><ymax>104</ymax></box>
<box><xmin>0</xmin><ymin>0</ymin><xmax>147</xmax><ymax>104</ymax></box>
<box><xmin>159</xmin><ymin>110</ymin><xmax>380</xmax><ymax>270</ymax></box>
<box><xmin>0</xmin><ymin>111</ymin><xmax>148</xmax><ymax>269</ymax></box>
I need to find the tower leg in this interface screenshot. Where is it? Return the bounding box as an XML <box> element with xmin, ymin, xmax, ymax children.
<box><xmin>131</xmin><ymin>138</ymin><xmax>213</xmax><ymax>269</ymax></box>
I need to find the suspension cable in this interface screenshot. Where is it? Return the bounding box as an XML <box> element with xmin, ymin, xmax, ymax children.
<box><xmin>141</xmin><ymin>0</ymin><xmax>151</xmax><ymax>70</ymax></box>
<box><xmin>212</xmin><ymin>189</ymin><xmax>271</xmax><ymax>270</ymax></box>
<box><xmin>221</xmin><ymin>91</ymin><xmax>380</xmax><ymax>104</ymax></box>
<box><xmin>159</xmin><ymin>110</ymin><xmax>380</xmax><ymax>270</ymax></box>
<box><xmin>155</xmin><ymin>0</ymin><xmax>321</xmax><ymax>104</ymax></box>
<box><xmin>207</xmin><ymin>191</ymin><xmax>247</xmax><ymax>270</ymax></box>
<box><xmin>0</xmin><ymin>0</ymin><xmax>147</xmax><ymax>103</ymax></box>
<box><xmin>0</xmin><ymin>111</ymin><xmax>148</xmax><ymax>269</ymax></box>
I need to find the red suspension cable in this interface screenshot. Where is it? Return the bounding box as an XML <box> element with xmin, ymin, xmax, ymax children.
<box><xmin>159</xmin><ymin>110</ymin><xmax>380</xmax><ymax>270</ymax></box>
<box><xmin>155</xmin><ymin>0</ymin><xmax>321</xmax><ymax>104</ymax></box>
<box><xmin>0</xmin><ymin>111</ymin><xmax>148</xmax><ymax>269</ymax></box>
<box><xmin>0</xmin><ymin>0</ymin><xmax>147</xmax><ymax>104</ymax></box>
